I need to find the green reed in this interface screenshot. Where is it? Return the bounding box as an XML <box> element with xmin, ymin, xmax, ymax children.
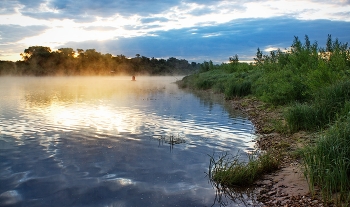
<box><xmin>208</xmin><ymin>150</ymin><xmax>280</xmax><ymax>188</ymax></box>
<box><xmin>302</xmin><ymin>117</ymin><xmax>350</xmax><ymax>205</ymax></box>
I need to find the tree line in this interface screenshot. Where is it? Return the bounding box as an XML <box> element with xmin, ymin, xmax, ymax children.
<box><xmin>0</xmin><ymin>46</ymin><xmax>200</xmax><ymax>76</ymax></box>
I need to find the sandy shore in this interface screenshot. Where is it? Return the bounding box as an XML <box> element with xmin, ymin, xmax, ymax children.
<box><xmin>229</xmin><ymin>97</ymin><xmax>326</xmax><ymax>206</ymax></box>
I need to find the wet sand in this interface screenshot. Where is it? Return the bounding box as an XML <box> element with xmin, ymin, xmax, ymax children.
<box><xmin>229</xmin><ymin>96</ymin><xmax>325</xmax><ymax>206</ymax></box>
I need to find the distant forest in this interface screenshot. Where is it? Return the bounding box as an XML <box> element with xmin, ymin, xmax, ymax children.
<box><xmin>0</xmin><ymin>46</ymin><xmax>200</xmax><ymax>76</ymax></box>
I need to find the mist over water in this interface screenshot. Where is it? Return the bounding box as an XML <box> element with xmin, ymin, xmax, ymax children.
<box><xmin>0</xmin><ymin>76</ymin><xmax>257</xmax><ymax>206</ymax></box>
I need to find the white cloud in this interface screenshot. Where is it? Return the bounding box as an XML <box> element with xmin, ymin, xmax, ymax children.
<box><xmin>1</xmin><ymin>0</ymin><xmax>350</xmax><ymax>62</ymax></box>
<box><xmin>264</xmin><ymin>47</ymin><xmax>279</xmax><ymax>52</ymax></box>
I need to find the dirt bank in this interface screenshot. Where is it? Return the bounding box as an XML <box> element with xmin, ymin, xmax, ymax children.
<box><xmin>229</xmin><ymin>97</ymin><xmax>326</xmax><ymax>206</ymax></box>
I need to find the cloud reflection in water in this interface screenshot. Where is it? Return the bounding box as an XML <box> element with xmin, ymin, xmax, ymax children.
<box><xmin>0</xmin><ymin>76</ymin><xmax>257</xmax><ymax>206</ymax></box>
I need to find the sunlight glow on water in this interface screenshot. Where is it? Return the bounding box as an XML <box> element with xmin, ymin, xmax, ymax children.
<box><xmin>0</xmin><ymin>76</ymin><xmax>257</xmax><ymax>207</ymax></box>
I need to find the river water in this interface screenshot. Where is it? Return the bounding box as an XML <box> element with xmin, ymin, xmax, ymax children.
<box><xmin>0</xmin><ymin>76</ymin><xmax>258</xmax><ymax>207</ymax></box>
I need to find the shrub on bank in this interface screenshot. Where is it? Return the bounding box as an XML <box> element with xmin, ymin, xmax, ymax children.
<box><xmin>253</xmin><ymin>68</ymin><xmax>307</xmax><ymax>105</ymax></box>
<box><xmin>179</xmin><ymin>35</ymin><xmax>350</xmax><ymax>204</ymax></box>
<box><xmin>193</xmin><ymin>70</ymin><xmax>228</xmax><ymax>90</ymax></box>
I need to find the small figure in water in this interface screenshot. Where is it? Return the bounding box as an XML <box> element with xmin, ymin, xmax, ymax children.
<box><xmin>132</xmin><ymin>76</ymin><xmax>136</xmax><ymax>81</ymax></box>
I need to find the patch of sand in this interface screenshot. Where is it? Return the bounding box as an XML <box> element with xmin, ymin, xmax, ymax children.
<box><xmin>229</xmin><ymin>97</ymin><xmax>325</xmax><ymax>206</ymax></box>
<box><xmin>272</xmin><ymin>165</ymin><xmax>309</xmax><ymax>197</ymax></box>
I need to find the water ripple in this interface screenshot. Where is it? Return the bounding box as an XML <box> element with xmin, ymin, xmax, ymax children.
<box><xmin>0</xmin><ymin>77</ymin><xmax>257</xmax><ymax>207</ymax></box>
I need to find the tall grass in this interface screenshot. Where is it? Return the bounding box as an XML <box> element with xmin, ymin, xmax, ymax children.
<box><xmin>286</xmin><ymin>80</ymin><xmax>350</xmax><ymax>132</ymax></box>
<box><xmin>224</xmin><ymin>80</ymin><xmax>251</xmax><ymax>98</ymax></box>
<box><xmin>284</xmin><ymin>103</ymin><xmax>317</xmax><ymax>132</ymax></box>
<box><xmin>208</xmin><ymin>151</ymin><xmax>280</xmax><ymax>187</ymax></box>
<box><xmin>302</xmin><ymin>117</ymin><xmax>350</xmax><ymax>204</ymax></box>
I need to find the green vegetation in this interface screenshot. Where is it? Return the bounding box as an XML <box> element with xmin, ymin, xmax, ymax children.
<box><xmin>179</xmin><ymin>34</ymin><xmax>350</xmax><ymax>204</ymax></box>
<box><xmin>0</xmin><ymin>47</ymin><xmax>199</xmax><ymax>76</ymax></box>
<box><xmin>208</xmin><ymin>151</ymin><xmax>280</xmax><ymax>187</ymax></box>
<box><xmin>285</xmin><ymin>81</ymin><xmax>350</xmax><ymax>132</ymax></box>
<box><xmin>303</xmin><ymin>117</ymin><xmax>350</xmax><ymax>204</ymax></box>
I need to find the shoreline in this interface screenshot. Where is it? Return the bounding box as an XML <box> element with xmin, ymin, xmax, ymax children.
<box><xmin>228</xmin><ymin>96</ymin><xmax>325</xmax><ymax>206</ymax></box>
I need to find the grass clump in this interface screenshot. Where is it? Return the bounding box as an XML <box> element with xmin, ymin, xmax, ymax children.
<box><xmin>302</xmin><ymin>117</ymin><xmax>350</xmax><ymax>204</ymax></box>
<box><xmin>224</xmin><ymin>80</ymin><xmax>251</xmax><ymax>98</ymax></box>
<box><xmin>208</xmin><ymin>151</ymin><xmax>280</xmax><ymax>187</ymax></box>
<box><xmin>285</xmin><ymin>103</ymin><xmax>318</xmax><ymax>132</ymax></box>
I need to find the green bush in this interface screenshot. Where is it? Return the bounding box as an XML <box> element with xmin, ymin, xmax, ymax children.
<box><xmin>253</xmin><ymin>68</ymin><xmax>306</xmax><ymax>105</ymax></box>
<box><xmin>222</xmin><ymin>62</ymin><xmax>254</xmax><ymax>73</ymax></box>
<box><xmin>194</xmin><ymin>70</ymin><xmax>228</xmax><ymax>90</ymax></box>
<box><xmin>306</xmin><ymin>60</ymin><xmax>341</xmax><ymax>93</ymax></box>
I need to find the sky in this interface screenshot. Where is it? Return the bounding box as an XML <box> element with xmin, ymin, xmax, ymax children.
<box><xmin>1</xmin><ymin>0</ymin><xmax>350</xmax><ymax>63</ymax></box>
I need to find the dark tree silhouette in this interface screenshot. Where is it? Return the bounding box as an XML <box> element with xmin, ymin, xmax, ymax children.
<box><xmin>3</xmin><ymin>46</ymin><xmax>199</xmax><ymax>76</ymax></box>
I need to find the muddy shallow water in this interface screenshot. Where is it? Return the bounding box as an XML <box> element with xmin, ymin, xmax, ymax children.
<box><xmin>0</xmin><ymin>76</ymin><xmax>257</xmax><ymax>207</ymax></box>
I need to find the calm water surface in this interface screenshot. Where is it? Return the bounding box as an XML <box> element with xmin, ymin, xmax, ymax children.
<box><xmin>0</xmin><ymin>76</ymin><xmax>258</xmax><ymax>207</ymax></box>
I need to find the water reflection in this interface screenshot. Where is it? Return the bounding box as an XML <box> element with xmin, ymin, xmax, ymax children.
<box><xmin>0</xmin><ymin>76</ymin><xmax>258</xmax><ymax>206</ymax></box>
<box><xmin>211</xmin><ymin>185</ymin><xmax>260</xmax><ymax>207</ymax></box>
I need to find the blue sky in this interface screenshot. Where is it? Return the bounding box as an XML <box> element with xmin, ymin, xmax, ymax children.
<box><xmin>1</xmin><ymin>0</ymin><xmax>350</xmax><ymax>63</ymax></box>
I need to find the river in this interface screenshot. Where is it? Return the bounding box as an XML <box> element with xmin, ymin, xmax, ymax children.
<box><xmin>0</xmin><ymin>76</ymin><xmax>258</xmax><ymax>207</ymax></box>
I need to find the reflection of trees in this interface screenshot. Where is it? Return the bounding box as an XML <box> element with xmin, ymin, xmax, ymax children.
<box><xmin>22</xmin><ymin>77</ymin><xmax>170</xmax><ymax>108</ymax></box>
<box><xmin>0</xmin><ymin>46</ymin><xmax>200</xmax><ymax>76</ymax></box>
<box><xmin>189</xmin><ymin>88</ymin><xmax>245</xmax><ymax>118</ymax></box>
<box><xmin>24</xmin><ymin>92</ymin><xmax>57</xmax><ymax>107</ymax></box>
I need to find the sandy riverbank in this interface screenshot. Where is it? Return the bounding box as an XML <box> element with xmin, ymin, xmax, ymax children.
<box><xmin>229</xmin><ymin>97</ymin><xmax>327</xmax><ymax>206</ymax></box>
